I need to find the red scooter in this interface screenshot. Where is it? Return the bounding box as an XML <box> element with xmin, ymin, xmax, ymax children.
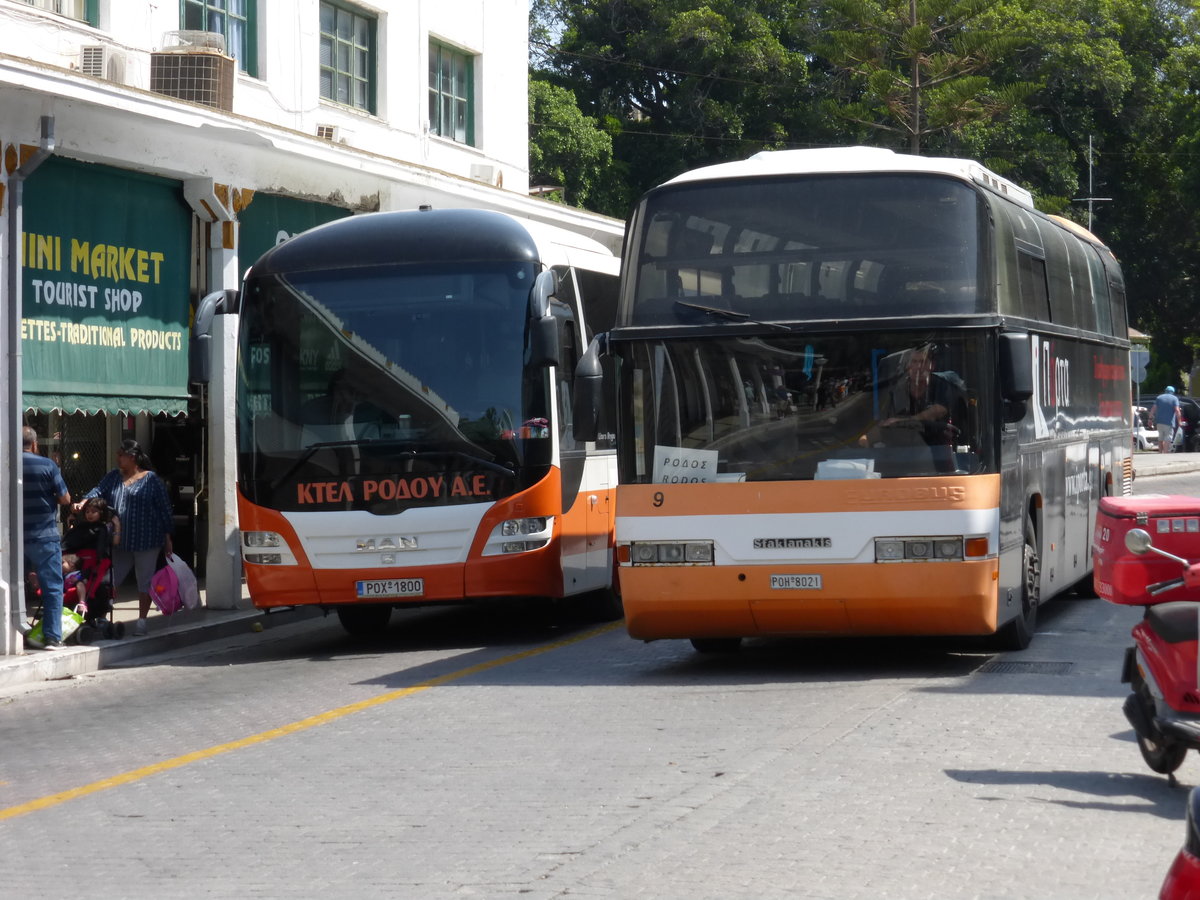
<box><xmin>1094</xmin><ymin>495</ymin><xmax>1200</xmax><ymax>782</ymax></box>
<box><xmin>1161</xmin><ymin>787</ymin><xmax>1200</xmax><ymax>899</ymax></box>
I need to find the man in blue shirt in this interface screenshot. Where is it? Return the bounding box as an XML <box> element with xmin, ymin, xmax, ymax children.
<box><xmin>1154</xmin><ymin>386</ymin><xmax>1183</xmax><ymax>455</ymax></box>
<box><xmin>23</xmin><ymin>426</ymin><xmax>71</xmax><ymax>649</ymax></box>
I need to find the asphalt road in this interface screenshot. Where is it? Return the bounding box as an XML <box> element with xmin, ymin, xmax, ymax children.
<box><xmin>3</xmin><ymin>469</ymin><xmax>1200</xmax><ymax>899</ymax></box>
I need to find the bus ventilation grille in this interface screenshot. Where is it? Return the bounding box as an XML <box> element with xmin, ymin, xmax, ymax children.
<box><xmin>1122</xmin><ymin>457</ymin><xmax>1134</xmax><ymax>495</ymax></box>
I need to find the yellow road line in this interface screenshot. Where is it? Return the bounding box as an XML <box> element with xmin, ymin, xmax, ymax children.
<box><xmin>0</xmin><ymin>621</ymin><xmax>621</xmax><ymax>822</ymax></box>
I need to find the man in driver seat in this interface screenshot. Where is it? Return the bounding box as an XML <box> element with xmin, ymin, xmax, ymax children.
<box><xmin>864</xmin><ymin>343</ymin><xmax>966</xmax><ymax>450</ymax></box>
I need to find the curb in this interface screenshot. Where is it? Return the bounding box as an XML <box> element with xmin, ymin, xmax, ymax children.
<box><xmin>1134</xmin><ymin>454</ymin><xmax>1200</xmax><ymax>478</ymax></box>
<box><xmin>0</xmin><ymin>605</ymin><xmax>323</xmax><ymax>692</ymax></box>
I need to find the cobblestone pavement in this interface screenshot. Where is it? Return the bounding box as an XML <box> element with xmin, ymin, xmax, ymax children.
<box><xmin>0</xmin><ymin>451</ymin><xmax>1197</xmax><ymax>899</ymax></box>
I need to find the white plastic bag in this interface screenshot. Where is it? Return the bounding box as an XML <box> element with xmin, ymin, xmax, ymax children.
<box><xmin>165</xmin><ymin>553</ymin><xmax>201</xmax><ymax>610</ymax></box>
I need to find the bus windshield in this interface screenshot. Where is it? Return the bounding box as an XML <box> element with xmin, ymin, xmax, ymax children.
<box><xmin>624</xmin><ymin>174</ymin><xmax>985</xmax><ymax>325</ymax></box>
<box><xmin>618</xmin><ymin>330</ymin><xmax>996</xmax><ymax>483</ymax></box>
<box><xmin>237</xmin><ymin>261</ymin><xmax>552</xmax><ymax>512</ymax></box>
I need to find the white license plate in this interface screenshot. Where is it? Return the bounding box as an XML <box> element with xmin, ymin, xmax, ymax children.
<box><xmin>770</xmin><ymin>574</ymin><xmax>822</xmax><ymax>590</ymax></box>
<box><xmin>355</xmin><ymin>578</ymin><xmax>423</xmax><ymax>599</ymax></box>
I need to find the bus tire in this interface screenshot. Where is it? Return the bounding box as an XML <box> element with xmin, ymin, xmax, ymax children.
<box><xmin>336</xmin><ymin>603</ymin><xmax>392</xmax><ymax>636</ymax></box>
<box><xmin>583</xmin><ymin>585</ymin><xmax>624</xmax><ymax>622</ymax></box>
<box><xmin>995</xmin><ymin>520</ymin><xmax>1040</xmax><ymax>651</ymax></box>
<box><xmin>690</xmin><ymin>637</ymin><xmax>742</xmax><ymax>654</ymax></box>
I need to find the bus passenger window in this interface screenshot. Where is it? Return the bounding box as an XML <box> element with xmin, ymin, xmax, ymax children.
<box><xmin>1017</xmin><ymin>251</ymin><xmax>1050</xmax><ymax>320</ymax></box>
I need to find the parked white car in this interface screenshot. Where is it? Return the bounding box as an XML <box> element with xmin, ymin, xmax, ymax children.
<box><xmin>1134</xmin><ymin>405</ymin><xmax>1160</xmax><ymax>451</ymax></box>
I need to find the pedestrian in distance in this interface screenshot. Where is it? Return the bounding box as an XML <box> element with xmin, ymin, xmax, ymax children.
<box><xmin>1153</xmin><ymin>385</ymin><xmax>1183</xmax><ymax>455</ymax></box>
<box><xmin>22</xmin><ymin>426</ymin><xmax>72</xmax><ymax>650</ymax></box>
<box><xmin>77</xmin><ymin>439</ymin><xmax>174</xmax><ymax>637</ymax></box>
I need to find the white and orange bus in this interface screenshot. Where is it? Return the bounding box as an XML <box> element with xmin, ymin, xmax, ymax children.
<box><xmin>574</xmin><ymin>146</ymin><xmax>1131</xmax><ymax>651</ymax></box>
<box><xmin>235</xmin><ymin>208</ymin><xmax>621</xmax><ymax>634</ymax></box>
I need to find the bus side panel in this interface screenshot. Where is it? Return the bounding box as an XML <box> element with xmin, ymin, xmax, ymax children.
<box><xmin>557</xmin><ymin>454</ymin><xmax>616</xmax><ymax>597</ymax></box>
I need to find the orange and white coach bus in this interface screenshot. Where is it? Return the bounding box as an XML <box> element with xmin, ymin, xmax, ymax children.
<box><xmin>235</xmin><ymin>208</ymin><xmax>621</xmax><ymax>634</ymax></box>
<box><xmin>573</xmin><ymin>146</ymin><xmax>1131</xmax><ymax>651</ymax></box>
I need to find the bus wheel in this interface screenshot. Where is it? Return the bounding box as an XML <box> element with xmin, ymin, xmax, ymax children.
<box><xmin>995</xmin><ymin>520</ymin><xmax>1040</xmax><ymax>651</ymax></box>
<box><xmin>583</xmin><ymin>585</ymin><xmax>624</xmax><ymax>622</ymax></box>
<box><xmin>336</xmin><ymin>603</ymin><xmax>392</xmax><ymax>637</ymax></box>
<box><xmin>690</xmin><ymin>637</ymin><xmax>742</xmax><ymax>654</ymax></box>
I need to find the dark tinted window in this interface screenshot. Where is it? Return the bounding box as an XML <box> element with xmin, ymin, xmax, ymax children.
<box><xmin>624</xmin><ymin>174</ymin><xmax>984</xmax><ymax>325</ymax></box>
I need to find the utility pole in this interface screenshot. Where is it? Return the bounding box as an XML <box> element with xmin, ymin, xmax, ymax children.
<box><xmin>1073</xmin><ymin>135</ymin><xmax>1112</xmax><ymax>232</ymax></box>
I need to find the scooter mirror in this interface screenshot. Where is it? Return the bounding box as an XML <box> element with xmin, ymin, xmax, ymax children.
<box><xmin>1125</xmin><ymin>528</ymin><xmax>1153</xmax><ymax>555</ymax></box>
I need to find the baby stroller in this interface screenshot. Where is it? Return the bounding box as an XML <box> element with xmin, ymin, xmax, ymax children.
<box><xmin>70</xmin><ymin>547</ymin><xmax>125</xmax><ymax>642</ymax></box>
<box><xmin>61</xmin><ymin>502</ymin><xmax>125</xmax><ymax>643</ymax></box>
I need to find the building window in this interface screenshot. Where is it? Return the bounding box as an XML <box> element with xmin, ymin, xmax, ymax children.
<box><xmin>319</xmin><ymin>2</ymin><xmax>375</xmax><ymax>113</ymax></box>
<box><xmin>429</xmin><ymin>41</ymin><xmax>474</xmax><ymax>146</ymax></box>
<box><xmin>22</xmin><ymin>0</ymin><xmax>97</xmax><ymax>25</ymax></box>
<box><xmin>182</xmin><ymin>0</ymin><xmax>257</xmax><ymax>77</ymax></box>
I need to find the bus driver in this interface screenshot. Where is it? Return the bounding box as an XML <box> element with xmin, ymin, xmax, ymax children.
<box><xmin>863</xmin><ymin>343</ymin><xmax>965</xmax><ymax>451</ymax></box>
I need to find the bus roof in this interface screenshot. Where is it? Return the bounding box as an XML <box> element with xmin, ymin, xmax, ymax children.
<box><xmin>661</xmin><ymin>146</ymin><xmax>1036</xmax><ymax>211</ymax></box>
<box><xmin>248</xmin><ymin>207</ymin><xmax>618</xmax><ymax>278</ymax></box>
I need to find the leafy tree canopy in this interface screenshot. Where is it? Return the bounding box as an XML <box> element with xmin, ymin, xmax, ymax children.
<box><xmin>530</xmin><ymin>0</ymin><xmax>1200</xmax><ymax>376</ymax></box>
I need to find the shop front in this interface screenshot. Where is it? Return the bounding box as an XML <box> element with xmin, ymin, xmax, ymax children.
<box><xmin>21</xmin><ymin>157</ymin><xmax>196</xmax><ymax>562</ymax></box>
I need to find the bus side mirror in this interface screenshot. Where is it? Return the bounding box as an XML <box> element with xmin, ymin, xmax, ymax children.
<box><xmin>573</xmin><ymin>334</ymin><xmax>606</xmax><ymax>442</ymax></box>
<box><xmin>189</xmin><ymin>288</ymin><xmax>239</xmax><ymax>384</ymax></box>
<box><xmin>528</xmin><ymin>270</ymin><xmax>561</xmax><ymax>368</ymax></box>
<box><xmin>999</xmin><ymin>332</ymin><xmax>1033</xmax><ymax>423</ymax></box>
<box><xmin>999</xmin><ymin>332</ymin><xmax>1033</xmax><ymax>400</ymax></box>
<box><xmin>528</xmin><ymin>317</ymin><xmax>561</xmax><ymax>369</ymax></box>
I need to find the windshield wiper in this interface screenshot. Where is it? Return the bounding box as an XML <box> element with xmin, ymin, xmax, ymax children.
<box><xmin>394</xmin><ymin>448</ymin><xmax>516</xmax><ymax>478</ymax></box>
<box><xmin>675</xmin><ymin>300</ymin><xmax>790</xmax><ymax>332</ymax></box>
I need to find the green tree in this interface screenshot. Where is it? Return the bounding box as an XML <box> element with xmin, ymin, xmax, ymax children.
<box><xmin>529</xmin><ymin>78</ymin><xmax>617</xmax><ymax>211</ymax></box>
<box><xmin>531</xmin><ymin>0</ymin><xmax>825</xmax><ymax>205</ymax></box>
<box><xmin>530</xmin><ymin>0</ymin><xmax>1200</xmax><ymax>373</ymax></box>
<box><xmin>812</xmin><ymin>0</ymin><xmax>1030</xmax><ymax>154</ymax></box>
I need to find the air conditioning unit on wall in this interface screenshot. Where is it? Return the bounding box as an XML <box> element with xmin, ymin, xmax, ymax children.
<box><xmin>150</xmin><ymin>30</ymin><xmax>235</xmax><ymax>111</ymax></box>
<box><xmin>79</xmin><ymin>45</ymin><xmax>126</xmax><ymax>83</ymax></box>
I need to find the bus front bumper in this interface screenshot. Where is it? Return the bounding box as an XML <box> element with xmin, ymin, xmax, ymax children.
<box><xmin>620</xmin><ymin>559</ymin><xmax>1000</xmax><ymax>640</ymax></box>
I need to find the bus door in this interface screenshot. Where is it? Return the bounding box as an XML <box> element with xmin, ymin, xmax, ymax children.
<box><xmin>580</xmin><ymin>453</ymin><xmax>613</xmax><ymax>587</ymax></box>
<box><xmin>1060</xmin><ymin>441</ymin><xmax>1090</xmax><ymax>586</ymax></box>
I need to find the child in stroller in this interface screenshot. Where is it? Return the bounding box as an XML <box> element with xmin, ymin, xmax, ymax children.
<box><xmin>61</xmin><ymin>498</ymin><xmax>125</xmax><ymax>642</ymax></box>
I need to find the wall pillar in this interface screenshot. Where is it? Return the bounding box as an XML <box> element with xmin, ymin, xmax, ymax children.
<box><xmin>184</xmin><ymin>179</ymin><xmax>246</xmax><ymax>609</ymax></box>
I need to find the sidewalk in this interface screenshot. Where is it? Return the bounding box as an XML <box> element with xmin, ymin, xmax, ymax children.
<box><xmin>0</xmin><ymin>581</ymin><xmax>321</xmax><ymax>691</ymax></box>
<box><xmin>1132</xmin><ymin>447</ymin><xmax>1200</xmax><ymax>479</ymax></box>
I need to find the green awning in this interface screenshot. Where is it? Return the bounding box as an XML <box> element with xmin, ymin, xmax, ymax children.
<box><xmin>23</xmin><ymin>393</ymin><xmax>187</xmax><ymax>417</ymax></box>
<box><xmin>21</xmin><ymin>158</ymin><xmax>192</xmax><ymax>417</ymax></box>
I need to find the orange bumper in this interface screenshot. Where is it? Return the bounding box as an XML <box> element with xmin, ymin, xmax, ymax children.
<box><xmin>621</xmin><ymin>560</ymin><xmax>1000</xmax><ymax>640</ymax></box>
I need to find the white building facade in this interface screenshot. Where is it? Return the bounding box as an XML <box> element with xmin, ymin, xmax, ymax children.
<box><xmin>0</xmin><ymin>0</ymin><xmax>623</xmax><ymax>654</ymax></box>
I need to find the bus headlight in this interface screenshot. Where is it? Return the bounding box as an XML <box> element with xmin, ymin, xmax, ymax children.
<box><xmin>242</xmin><ymin>531</ymin><xmax>297</xmax><ymax>566</ymax></box>
<box><xmin>875</xmin><ymin>536</ymin><xmax>966</xmax><ymax>562</ymax></box>
<box><xmin>628</xmin><ymin>541</ymin><xmax>714</xmax><ymax>566</ymax></box>
<box><xmin>484</xmin><ymin>517</ymin><xmax>554</xmax><ymax>556</ymax></box>
<box><xmin>501</xmin><ymin>517</ymin><xmax>548</xmax><ymax>536</ymax></box>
